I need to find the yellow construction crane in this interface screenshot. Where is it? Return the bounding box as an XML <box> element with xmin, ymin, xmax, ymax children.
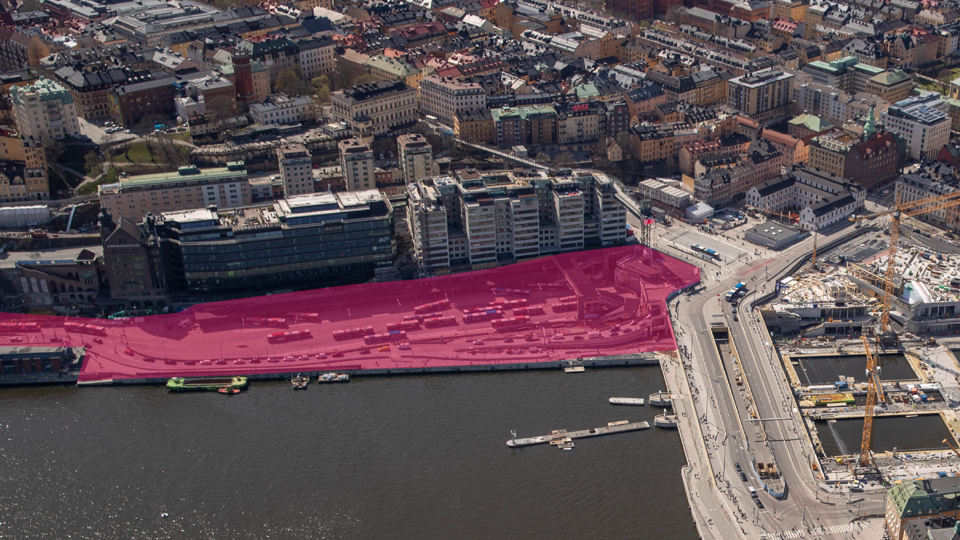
<box><xmin>858</xmin><ymin>332</ymin><xmax>887</xmax><ymax>469</ymax></box>
<box><xmin>943</xmin><ymin>438</ymin><xmax>960</xmax><ymax>460</ymax></box>
<box><xmin>851</xmin><ymin>190</ymin><xmax>960</xmax><ymax>333</ymax></box>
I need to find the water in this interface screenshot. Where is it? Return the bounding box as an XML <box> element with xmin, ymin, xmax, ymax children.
<box><xmin>0</xmin><ymin>367</ymin><xmax>697</xmax><ymax>539</ymax></box>
<box><xmin>794</xmin><ymin>354</ymin><xmax>917</xmax><ymax>385</ymax></box>
<box><xmin>816</xmin><ymin>415</ymin><xmax>952</xmax><ymax>456</ymax></box>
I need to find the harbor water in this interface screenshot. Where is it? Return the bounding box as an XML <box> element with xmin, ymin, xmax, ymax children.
<box><xmin>794</xmin><ymin>353</ymin><xmax>917</xmax><ymax>386</ymax></box>
<box><xmin>0</xmin><ymin>367</ymin><xmax>697</xmax><ymax>539</ymax></box>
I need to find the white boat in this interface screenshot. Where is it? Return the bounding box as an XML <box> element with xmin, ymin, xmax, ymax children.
<box><xmin>609</xmin><ymin>397</ymin><xmax>645</xmax><ymax>406</ymax></box>
<box><xmin>655</xmin><ymin>413</ymin><xmax>678</xmax><ymax>428</ymax></box>
<box><xmin>319</xmin><ymin>372</ymin><xmax>350</xmax><ymax>382</ymax></box>
<box><xmin>649</xmin><ymin>390</ymin><xmax>673</xmax><ymax>407</ymax></box>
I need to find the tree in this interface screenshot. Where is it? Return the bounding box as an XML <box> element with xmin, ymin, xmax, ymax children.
<box><xmin>206</xmin><ymin>96</ymin><xmax>236</xmax><ymax>139</ymax></box>
<box><xmin>616</xmin><ymin>132</ymin><xmax>635</xmax><ymax>161</ymax></box>
<box><xmin>555</xmin><ymin>152</ymin><xmax>575</xmax><ymax>167</ymax></box>
<box><xmin>665</xmin><ymin>4</ymin><xmax>685</xmax><ymax>25</ymax></box>
<box><xmin>312</xmin><ymin>75</ymin><xmax>332</xmax><ymax>105</ymax></box>
<box><xmin>84</xmin><ymin>151</ymin><xmax>103</xmax><ymax>177</ymax></box>
<box><xmin>354</xmin><ymin>74</ymin><xmax>377</xmax><ymax>86</ymax></box>
<box><xmin>27</xmin><ymin>37</ymin><xmax>49</xmax><ymax>67</ymax></box>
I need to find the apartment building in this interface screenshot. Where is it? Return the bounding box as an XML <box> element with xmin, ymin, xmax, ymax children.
<box><xmin>235</xmin><ymin>37</ymin><xmax>300</xmax><ymax>82</ymax></box>
<box><xmin>10</xmin><ymin>78</ymin><xmax>81</xmax><ymax>144</ymax></box>
<box><xmin>419</xmin><ymin>76</ymin><xmax>486</xmax><ymax>127</ymax></box>
<box><xmin>727</xmin><ymin>68</ymin><xmax>793</xmax><ymax>124</ymax></box>
<box><xmin>397</xmin><ymin>134</ymin><xmax>436</xmax><ymax>184</ymax></box>
<box><xmin>896</xmin><ymin>162</ymin><xmax>959</xmax><ymax>227</ymax></box>
<box><xmin>250</xmin><ymin>94</ymin><xmax>315</xmax><ymax>125</ymax></box>
<box><xmin>406</xmin><ymin>169</ymin><xmax>626</xmax><ymax>273</ymax></box>
<box><xmin>792</xmin><ymin>82</ymin><xmax>890</xmax><ymax>126</ymax></box>
<box><xmin>365</xmin><ymin>55</ymin><xmax>425</xmax><ymax>89</ymax></box>
<box><xmin>297</xmin><ymin>36</ymin><xmax>336</xmax><ymax>80</ymax></box>
<box><xmin>98</xmin><ymin>162</ymin><xmax>251</xmax><ymax>222</ymax></box>
<box><xmin>278</xmin><ymin>143</ymin><xmax>313</xmax><ymax>197</ymax></box>
<box><xmin>108</xmin><ymin>77</ymin><xmax>176</xmax><ymax>128</ymax></box>
<box><xmin>454</xmin><ymin>108</ymin><xmax>495</xmax><ymax>144</ymax></box>
<box><xmin>881</xmin><ymin>93</ymin><xmax>951</xmax><ymax>160</ymax></box>
<box><xmin>555</xmin><ymin>101</ymin><xmax>603</xmax><ymax>146</ymax></box>
<box><xmin>490</xmin><ymin>105</ymin><xmax>559</xmax><ymax>148</ymax></box>
<box><xmin>338</xmin><ymin>137</ymin><xmax>375</xmax><ymax>191</ymax></box>
<box><xmin>331</xmin><ymin>81</ymin><xmax>418</xmax><ymax>138</ymax></box>
<box><xmin>807</xmin><ymin>118</ymin><xmax>898</xmax><ymax>192</ymax></box>
<box><xmin>647</xmin><ymin>70</ymin><xmax>730</xmax><ymax>107</ymax></box>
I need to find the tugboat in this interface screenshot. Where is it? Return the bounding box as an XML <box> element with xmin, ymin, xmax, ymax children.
<box><xmin>655</xmin><ymin>413</ymin><xmax>678</xmax><ymax>428</ymax></box>
<box><xmin>649</xmin><ymin>390</ymin><xmax>673</xmax><ymax>408</ymax></box>
<box><xmin>290</xmin><ymin>373</ymin><xmax>310</xmax><ymax>389</ymax></box>
<box><xmin>218</xmin><ymin>386</ymin><xmax>241</xmax><ymax>395</ymax></box>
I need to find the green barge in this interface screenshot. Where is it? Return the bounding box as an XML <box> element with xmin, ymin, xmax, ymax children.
<box><xmin>167</xmin><ymin>377</ymin><xmax>248</xmax><ymax>392</ymax></box>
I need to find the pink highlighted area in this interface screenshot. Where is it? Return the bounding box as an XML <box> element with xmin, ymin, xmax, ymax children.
<box><xmin>0</xmin><ymin>245</ymin><xmax>699</xmax><ymax>382</ymax></box>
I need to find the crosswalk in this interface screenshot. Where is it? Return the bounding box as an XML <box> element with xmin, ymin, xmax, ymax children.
<box><xmin>760</xmin><ymin>522</ymin><xmax>857</xmax><ymax>539</ymax></box>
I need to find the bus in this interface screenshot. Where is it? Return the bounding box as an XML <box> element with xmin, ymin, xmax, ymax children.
<box><xmin>63</xmin><ymin>321</ymin><xmax>107</xmax><ymax>336</ymax></box>
<box><xmin>491</xmin><ymin>287</ymin><xmax>530</xmax><ymax>297</ymax></box>
<box><xmin>463</xmin><ymin>309</ymin><xmax>502</xmax><ymax>323</ymax></box>
<box><xmin>333</xmin><ymin>326</ymin><xmax>375</xmax><ymax>340</ymax></box>
<box><xmin>513</xmin><ymin>305</ymin><xmax>545</xmax><ymax>316</ymax></box>
<box><xmin>286</xmin><ymin>312</ymin><xmax>321</xmax><ymax>322</ymax></box>
<box><xmin>243</xmin><ymin>317</ymin><xmax>267</xmax><ymax>326</ymax></box>
<box><xmin>386</xmin><ymin>321</ymin><xmax>421</xmax><ymax>332</ymax></box>
<box><xmin>725</xmin><ymin>282</ymin><xmax>747</xmax><ymax>302</ymax></box>
<box><xmin>414</xmin><ymin>300</ymin><xmax>450</xmax><ymax>314</ymax></box>
<box><xmin>364</xmin><ymin>331</ymin><xmax>406</xmax><ymax>344</ymax></box>
<box><xmin>558</xmin><ymin>295</ymin><xmax>577</xmax><ymax>304</ymax></box>
<box><xmin>402</xmin><ymin>314</ymin><xmax>423</xmax><ymax>323</ymax></box>
<box><xmin>463</xmin><ymin>306</ymin><xmax>499</xmax><ymax>315</ymax></box>
<box><xmin>266</xmin><ymin>318</ymin><xmax>288</xmax><ymax>327</ymax></box>
<box><xmin>267</xmin><ymin>329</ymin><xmax>312</xmax><ymax>344</ymax></box>
<box><xmin>492</xmin><ymin>315</ymin><xmax>531</xmax><ymax>329</ymax></box>
<box><xmin>0</xmin><ymin>322</ymin><xmax>41</xmax><ymax>333</ymax></box>
<box><xmin>424</xmin><ymin>316</ymin><xmax>457</xmax><ymax>328</ymax></box>
<box><xmin>552</xmin><ymin>302</ymin><xmax>578</xmax><ymax>313</ymax></box>
<box><xmin>691</xmin><ymin>244</ymin><xmax>721</xmax><ymax>261</ymax></box>
<box><xmin>492</xmin><ymin>298</ymin><xmax>528</xmax><ymax>309</ymax></box>
<box><xmin>539</xmin><ymin>282</ymin><xmax>569</xmax><ymax>291</ymax></box>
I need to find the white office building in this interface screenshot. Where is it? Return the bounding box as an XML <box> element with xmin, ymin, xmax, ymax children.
<box><xmin>250</xmin><ymin>94</ymin><xmax>316</xmax><ymax>126</ymax></box>
<box><xmin>880</xmin><ymin>93</ymin><xmax>951</xmax><ymax>160</ymax></box>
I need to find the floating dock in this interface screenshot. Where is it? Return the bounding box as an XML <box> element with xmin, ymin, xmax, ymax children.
<box><xmin>609</xmin><ymin>397</ymin><xmax>645</xmax><ymax>405</ymax></box>
<box><xmin>655</xmin><ymin>413</ymin><xmax>678</xmax><ymax>428</ymax></box>
<box><xmin>506</xmin><ymin>420</ymin><xmax>651</xmax><ymax>447</ymax></box>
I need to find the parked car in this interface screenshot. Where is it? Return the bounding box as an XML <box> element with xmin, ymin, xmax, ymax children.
<box><xmin>9</xmin><ymin>337</ymin><xmax>22</xmax><ymax>343</ymax></box>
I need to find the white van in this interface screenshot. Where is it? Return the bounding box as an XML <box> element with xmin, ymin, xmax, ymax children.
<box><xmin>749</xmin><ymin>487</ymin><xmax>757</xmax><ymax>498</ymax></box>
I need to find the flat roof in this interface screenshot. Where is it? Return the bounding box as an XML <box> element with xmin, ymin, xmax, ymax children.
<box><xmin>104</xmin><ymin>165</ymin><xmax>247</xmax><ymax>191</ymax></box>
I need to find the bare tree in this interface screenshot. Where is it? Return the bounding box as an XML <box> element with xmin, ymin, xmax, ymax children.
<box><xmin>27</xmin><ymin>37</ymin><xmax>49</xmax><ymax>67</ymax></box>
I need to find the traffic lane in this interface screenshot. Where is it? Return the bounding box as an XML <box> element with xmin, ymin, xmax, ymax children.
<box><xmin>901</xmin><ymin>225</ymin><xmax>960</xmax><ymax>254</ymax></box>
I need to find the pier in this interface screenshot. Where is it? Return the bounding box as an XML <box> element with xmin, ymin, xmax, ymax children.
<box><xmin>506</xmin><ymin>420</ymin><xmax>651</xmax><ymax>447</ymax></box>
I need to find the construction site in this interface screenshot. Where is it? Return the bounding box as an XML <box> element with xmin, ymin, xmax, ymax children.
<box><xmin>757</xmin><ymin>191</ymin><xmax>960</xmax><ymax>485</ymax></box>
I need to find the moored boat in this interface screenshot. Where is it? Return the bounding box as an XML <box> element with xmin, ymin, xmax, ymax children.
<box><xmin>649</xmin><ymin>390</ymin><xmax>673</xmax><ymax>408</ymax></box>
<box><xmin>218</xmin><ymin>386</ymin><xmax>241</xmax><ymax>395</ymax></box>
<box><xmin>291</xmin><ymin>374</ymin><xmax>309</xmax><ymax>389</ymax></box>
<box><xmin>654</xmin><ymin>413</ymin><xmax>678</xmax><ymax>428</ymax></box>
<box><xmin>319</xmin><ymin>372</ymin><xmax>349</xmax><ymax>382</ymax></box>
<box><xmin>167</xmin><ymin>377</ymin><xmax>248</xmax><ymax>392</ymax></box>
<box><xmin>609</xmin><ymin>397</ymin><xmax>645</xmax><ymax>406</ymax></box>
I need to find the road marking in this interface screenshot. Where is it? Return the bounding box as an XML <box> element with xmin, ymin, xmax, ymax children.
<box><xmin>760</xmin><ymin>522</ymin><xmax>856</xmax><ymax>539</ymax></box>
<box><xmin>738</xmin><ymin>258</ymin><xmax>777</xmax><ymax>277</ymax></box>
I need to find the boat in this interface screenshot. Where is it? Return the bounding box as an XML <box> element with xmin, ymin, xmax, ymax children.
<box><xmin>218</xmin><ymin>387</ymin><xmax>241</xmax><ymax>395</ymax></box>
<box><xmin>167</xmin><ymin>377</ymin><xmax>248</xmax><ymax>392</ymax></box>
<box><xmin>290</xmin><ymin>374</ymin><xmax>309</xmax><ymax>389</ymax></box>
<box><xmin>318</xmin><ymin>372</ymin><xmax>349</xmax><ymax>383</ymax></box>
<box><xmin>655</xmin><ymin>413</ymin><xmax>678</xmax><ymax>428</ymax></box>
<box><xmin>649</xmin><ymin>390</ymin><xmax>673</xmax><ymax>408</ymax></box>
<box><xmin>609</xmin><ymin>397</ymin><xmax>645</xmax><ymax>406</ymax></box>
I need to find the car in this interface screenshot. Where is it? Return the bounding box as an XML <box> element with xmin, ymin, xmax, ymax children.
<box><xmin>473</xmin><ymin>339</ymin><xmax>484</xmax><ymax>345</ymax></box>
<box><xmin>82</xmin><ymin>342</ymin><xmax>92</xmax><ymax>348</ymax></box>
<box><xmin>143</xmin><ymin>357</ymin><xmax>155</xmax><ymax>363</ymax></box>
<box><xmin>623</xmin><ymin>327</ymin><xmax>634</xmax><ymax>333</ymax></box>
<box><xmin>165</xmin><ymin>360</ymin><xmax>177</xmax><ymax>366</ymax></box>
<box><xmin>377</xmin><ymin>346</ymin><xmax>390</xmax><ymax>352</ymax></box>
<box><xmin>574</xmin><ymin>335</ymin><xmax>584</xmax><ymax>340</ymax></box>
<box><xmin>267</xmin><ymin>357</ymin><xmax>279</xmax><ymax>363</ymax></box>
<box><xmin>124</xmin><ymin>349</ymin><xmax>135</xmax><ymax>356</ymax></box>
<box><xmin>733</xmin><ymin>314</ymin><xmax>738</xmax><ymax>322</ymax></box>
<box><xmin>93</xmin><ymin>338</ymin><xmax>103</xmax><ymax>344</ymax></box>
<box><xmin>317</xmin><ymin>352</ymin><xmax>327</xmax><ymax>359</ymax></box>
<box><xmin>881</xmin><ymin>189</ymin><xmax>890</xmax><ymax>196</ymax></box>
<box><xmin>249</xmin><ymin>357</ymin><xmax>261</xmax><ymax>364</ymax></box>
<box><xmin>215</xmin><ymin>358</ymin><xmax>227</xmax><ymax>365</ymax></box>
<box><xmin>298</xmin><ymin>355</ymin><xmax>309</xmax><ymax>361</ymax></box>
<box><xmin>332</xmin><ymin>350</ymin><xmax>343</xmax><ymax>357</ymax></box>
<box><xmin>184</xmin><ymin>360</ymin><xmax>196</xmax><ymax>366</ymax></box>
<box><xmin>283</xmin><ymin>356</ymin><xmax>295</xmax><ymax>362</ymax></box>
<box><xmin>739</xmin><ymin>472</ymin><xmax>747</xmax><ymax>482</ymax></box>
<box><xmin>553</xmin><ymin>333</ymin><xmax>564</xmax><ymax>340</ymax></box>
<box><xmin>755</xmin><ymin>499</ymin><xmax>764</xmax><ymax>509</ymax></box>
<box><xmin>503</xmin><ymin>338</ymin><xmax>513</xmax><ymax>343</ymax></box>
<box><xmin>359</xmin><ymin>348</ymin><xmax>370</xmax><ymax>354</ymax></box>
<box><xmin>735</xmin><ymin>462</ymin><xmax>742</xmax><ymax>472</ymax></box>
<box><xmin>9</xmin><ymin>337</ymin><xmax>23</xmax><ymax>343</ymax></box>
<box><xmin>49</xmin><ymin>337</ymin><xmax>62</xmax><ymax>342</ymax></box>
<box><xmin>398</xmin><ymin>343</ymin><xmax>410</xmax><ymax>350</ymax></box>
<box><xmin>200</xmin><ymin>359</ymin><xmax>212</xmax><ymax>365</ymax></box>
<box><xmin>233</xmin><ymin>359</ymin><xmax>245</xmax><ymax>364</ymax></box>
<box><xmin>124</xmin><ymin>129</ymin><xmax>131</xmax><ymax>134</ymax></box>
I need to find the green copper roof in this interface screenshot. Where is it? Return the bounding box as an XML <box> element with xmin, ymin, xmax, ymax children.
<box><xmin>863</xmin><ymin>106</ymin><xmax>876</xmax><ymax>137</ymax></box>
<box><xmin>869</xmin><ymin>70</ymin><xmax>911</xmax><ymax>86</ymax></box>
<box><xmin>788</xmin><ymin>113</ymin><xmax>833</xmax><ymax>132</ymax></box>
<box><xmin>10</xmin><ymin>76</ymin><xmax>74</xmax><ymax>106</ymax></box>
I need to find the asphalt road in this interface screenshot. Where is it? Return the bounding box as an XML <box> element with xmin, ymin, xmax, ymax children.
<box><xmin>659</xmin><ymin>218</ymin><xmax>887</xmax><ymax>539</ymax></box>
